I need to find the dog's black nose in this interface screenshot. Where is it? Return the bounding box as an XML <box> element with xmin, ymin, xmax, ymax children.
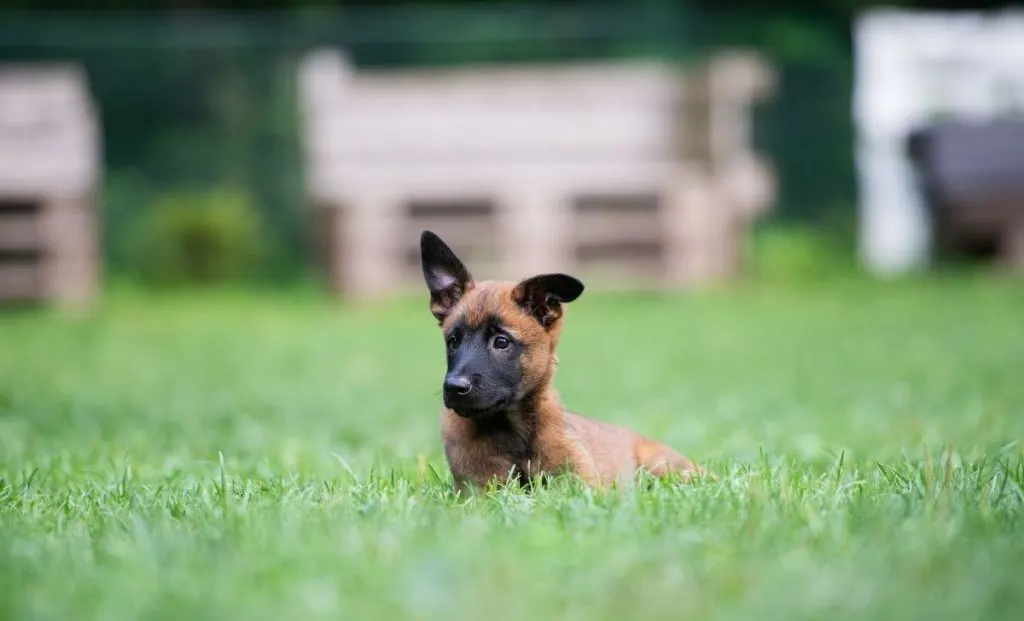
<box><xmin>443</xmin><ymin>375</ymin><xmax>473</xmax><ymax>399</ymax></box>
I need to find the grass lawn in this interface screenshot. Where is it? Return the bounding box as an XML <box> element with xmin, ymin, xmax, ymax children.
<box><xmin>1</xmin><ymin>275</ymin><xmax>1022</xmax><ymax>621</ymax></box>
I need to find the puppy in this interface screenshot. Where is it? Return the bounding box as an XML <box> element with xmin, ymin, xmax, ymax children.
<box><xmin>420</xmin><ymin>230</ymin><xmax>701</xmax><ymax>491</ymax></box>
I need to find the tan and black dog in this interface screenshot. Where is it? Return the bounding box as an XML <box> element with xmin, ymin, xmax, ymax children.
<box><xmin>419</xmin><ymin>230</ymin><xmax>701</xmax><ymax>492</ymax></box>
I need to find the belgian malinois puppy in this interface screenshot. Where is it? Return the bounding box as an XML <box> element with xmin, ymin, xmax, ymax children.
<box><xmin>419</xmin><ymin>230</ymin><xmax>701</xmax><ymax>492</ymax></box>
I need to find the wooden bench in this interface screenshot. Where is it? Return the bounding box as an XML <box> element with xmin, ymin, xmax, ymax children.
<box><xmin>0</xmin><ymin>64</ymin><xmax>101</xmax><ymax>308</ymax></box>
<box><xmin>299</xmin><ymin>50</ymin><xmax>776</xmax><ymax>299</ymax></box>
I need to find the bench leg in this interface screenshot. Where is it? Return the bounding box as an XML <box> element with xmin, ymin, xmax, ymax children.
<box><xmin>498</xmin><ymin>187</ymin><xmax>573</xmax><ymax>279</ymax></box>
<box><xmin>1003</xmin><ymin>223</ymin><xmax>1024</xmax><ymax>270</ymax></box>
<box><xmin>40</xmin><ymin>196</ymin><xmax>100</xmax><ymax>310</ymax></box>
<box><xmin>663</xmin><ymin>168</ymin><xmax>719</xmax><ymax>287</ymax></box>
<box><xmin>336</xmin><ymin>194</ymin><xmax>401</xmax><ymax>300</ymax></box>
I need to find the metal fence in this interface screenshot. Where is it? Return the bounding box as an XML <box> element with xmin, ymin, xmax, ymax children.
<box><xmin>0</xmin><ymin>4</ymin><xmax>857</xmax><ymax>280</ymax></box>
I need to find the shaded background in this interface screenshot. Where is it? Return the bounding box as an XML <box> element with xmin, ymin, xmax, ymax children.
<box><xmin>4</xmin><ymin>0</ymin><xmax>1010</xmax><ymax>290</ymax></box>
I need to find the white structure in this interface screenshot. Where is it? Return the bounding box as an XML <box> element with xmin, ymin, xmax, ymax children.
<box><xmin>0</xmin><ymin>63</ymin><xmax>102</xmax><ymax>306</ymax></box>
<box><xmin>853</xmin><ymin>8</ymin><xmax>1024</xmax><ymax>275</ymax></box>
<box><xmin>299</xmin><ymin>49</ymin><xmax>776</xmax><ymax>299</ymax></box>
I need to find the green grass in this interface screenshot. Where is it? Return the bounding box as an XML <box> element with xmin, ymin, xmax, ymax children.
<box><xmin>1</xmin><ymin>275</ymin><xmax>1022</xmax><ymax>621</ymax></box>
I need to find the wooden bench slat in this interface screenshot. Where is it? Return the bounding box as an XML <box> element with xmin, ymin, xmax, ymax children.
<box><xmin>0</xmin><ymin>213</ymin><xmax>42</xmax><ymax>251</ymax></box>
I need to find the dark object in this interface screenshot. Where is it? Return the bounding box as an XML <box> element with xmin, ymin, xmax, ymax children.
<box><xmin>907</xmin><ymin>117</ymin><xmax>1024</xmax><ymax>267</ymax></box>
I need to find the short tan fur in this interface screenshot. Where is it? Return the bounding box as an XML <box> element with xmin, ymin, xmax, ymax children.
<box><xmin>420</xmin><ymin>230</ymin><xmax>701</xmax><ymax>491</ymax></box>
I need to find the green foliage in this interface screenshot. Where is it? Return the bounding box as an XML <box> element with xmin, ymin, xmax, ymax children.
<box><xmin>747</xmin><ymin>221</ymin><xmax>861</xmax><ymax>283</ymax></box>
<box><xmin>123</xmin><ymin>188</ymin><xmax>268</xmax><ymax>287</ymax></box>
<box><xmin>1</xmin><ymin>278</ymin><xmax>1022</xmax><ymax>620</ymax></box>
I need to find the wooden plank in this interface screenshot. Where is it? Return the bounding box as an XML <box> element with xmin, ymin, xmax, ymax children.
<box><xmin>0</xmin><ymin>63</ymin><xmax>100</xmax><ymax>199</ymax></box>
<box><xmin>403</xmin><ymin>216</ymin><xmax>495</xmax><ymax>244</ymax></box>
<box><xmin>572</xmin><ymin>209</ymin><xmax>663</xmax><ymax>246</ymax></box>
<box><xmin>572</xmin><ymin>255</ymin><xmax>666</xmax><ymax>284</ymax></box>
<box><xmin>0</xmin><ymin>212</ymin><xmax>42</xmax><ymax>252</ymax></box>
<box><xmin>0</xmin><ymin>144</ymin><xmax>98</xmax><ymax>196</ymax></box>
<box><xmin>301</xmin><ymin>59</ymin><xmax>683</xmax><ymax>111</ymax></box>
<box><xmin>308</xmin><ymin>157</ymin><xmax>681</xmax><ymax>203</ymax></box>
<box><xmin>1005</xmin><ymin>224</ymin><xmax>1024</xmax><ymax>268</ymax></box>
<box><xmin>39</xmin><ymin>200</ymin><xmax>99</xmax><ymax>261</ymax></box>
<box><xmin>40</xmin><ymin>256</ymin><xmax>99</xmax><ymax>304</ymax></box>
<box><xmin>307</xmin><ymin>103</ymin><xmax>678</xmax><ymax>161</ymax></box>
<box><xmin>395</xmin><ymin>258</ymin><xmax>505</xmax><ymax>287</ymax></box>
<box><xmin>0</xmin><ymin>262</ymin><xmax>41</xmax><ymax>301</ymax></box>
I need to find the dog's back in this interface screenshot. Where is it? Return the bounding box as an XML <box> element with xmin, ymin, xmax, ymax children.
<box><xmin>562</xmin><ymin>410</ymin><xmax>699</xmax><ymax>486</ymax></box>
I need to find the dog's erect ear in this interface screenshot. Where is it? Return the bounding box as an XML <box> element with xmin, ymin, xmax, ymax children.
<box><xmin>420</xmin><ymin>230</ymin><xmax>474</xmax><ymax>324</ymax></box>
<box><xmin>512</xmin><ymin>273</ymin><xmax>585</xmax><ymax>328</ymax></box>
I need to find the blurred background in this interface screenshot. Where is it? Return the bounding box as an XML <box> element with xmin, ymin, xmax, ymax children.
<box><xmin>0</xmin><ymin>0</ymin><xmax>1022</xmax><ymax>307</ymax></box>
<box><xmin>3</xmin><ymin>7</ymin><xmax>1024</xmax><ymax>619</ymax></box>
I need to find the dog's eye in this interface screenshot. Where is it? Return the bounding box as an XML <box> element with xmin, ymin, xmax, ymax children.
<box><xmin>446</xmin><ymin>335</ymin><xmax>458</xmax><ymax>351</ymax></box>
<box><xmin>491</xmin><ymin>334</ymin><xmax>511</xmax><ymax>350</ymax></box>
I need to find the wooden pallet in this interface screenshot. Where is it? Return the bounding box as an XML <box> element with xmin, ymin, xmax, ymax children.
<box><xmin>0</xmin><ymin>64</ymin><xmax>101</xmax><ymax>308</ymax></box>
<box><xmin>299</xmin><ymin>50</ymin><xmax>776</xmax><ymax>299</ymax></box>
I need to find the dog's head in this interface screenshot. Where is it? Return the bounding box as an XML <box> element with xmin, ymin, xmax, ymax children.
<box><xmin>419</xmin><ymin>230</ymin><xmax>584</xmax><ymax>418</ymax></box>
